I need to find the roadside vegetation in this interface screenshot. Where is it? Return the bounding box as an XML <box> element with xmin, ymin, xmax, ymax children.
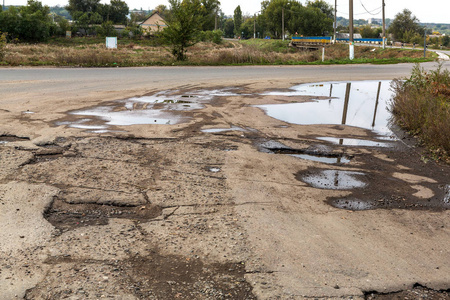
<box><xmin>390</xmin><ymin>63</ymin><xmax>450</xmax><ymax>161</ymax></box>
<box><xmin>0</xmin><ymin>38</ymin><xmax>435</xmax><ymax>67</ymax></box>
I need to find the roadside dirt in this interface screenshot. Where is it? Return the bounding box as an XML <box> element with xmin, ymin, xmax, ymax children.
<box><xmin>1</xmin><ymin>78</ymin><xmax>449</xmax><ymax>299</ymax></box>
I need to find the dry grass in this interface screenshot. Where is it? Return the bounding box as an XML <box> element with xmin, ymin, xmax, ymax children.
<box><xmin>1</xmin><ymin>39</ymin><xmax>435</xmax><ymax>67</ymax></box>
<box><xmin>390</xmin><ymin>63</ymin><xmax>450</xmax><ymax>160</ymax></box>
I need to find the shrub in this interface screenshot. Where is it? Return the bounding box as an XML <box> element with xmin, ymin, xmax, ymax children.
<box><xmin>390</xmin><ymin>63</ymin><xmax>450</xmax><ymax>159</ymax></box>
<box><xmin>0</xmin><ymin>31</ymin><xmax>6</xmax><ymax>61</ymax></box>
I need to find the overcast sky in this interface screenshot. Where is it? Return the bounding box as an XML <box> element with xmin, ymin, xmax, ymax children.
<box><xmin>6</xmin><ymin>0</ymin><xmax>450</xmax><ymax>24</ymax></box>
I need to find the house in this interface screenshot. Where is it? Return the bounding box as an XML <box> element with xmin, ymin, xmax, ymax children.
<box><xmin>139</xmin><ymin>12</ymin><xmax>167</xmax><ymax>34</ymax></box>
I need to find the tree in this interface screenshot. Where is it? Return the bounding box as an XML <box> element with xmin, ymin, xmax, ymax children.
<box><xmin>307</xmin><ymin>0</ymin><xmax>333</xmax><ymax>19</ymax></box>
<box><xmin>297</xmin><ymin>6</ymin><xmax>332</xmax><ymax>36</ymax></box>
<box><xmin>201</xmin><ymin>0</ymin><xmax>220</xmax><ymax>31</ymax></box>
<box><xmin>154</xmin><ymin>4</ymin><xmax>168</xmax><ymax>18</ymax></box>
<box><xmin>260</xmin><ymin>0</ymin><xmax>303</xmax><ymax>38</ymax></box>
<box><xmin>223</xmin><ymin>18</ymin><xmax>234</xmax><ymax>38</ymax></box>
<box><xmin>66</xmin><ymin>0</ymin><xmax>101</xmax><ymax>18</ymax></box>
<box><xmin>0</xmin><ymin>0</ymin><xmax>53</xmax><ymax>42</ymax></box>
<box><xmin>233</xmin><ymin>5</ymin><xmax>242</xmax><ymax>37</ymax></box>
<box><xmin>359</xmin><ymin>25</ymin><xmax>382</xmax><ymax>38</ymax></box>
<box><xmin>389</xmin><ymin>9</ymin><xmax>423</xmax><ymax>42</ymax></box>
<box><xmin>108</xmin><ymin>0</ymin><xmax>129</xmax><ymax>24</ymax></box>
<box><xmin>160</xmin><ymin>0</ymin><xmax>205</xmax><ymax>61</ymax></box>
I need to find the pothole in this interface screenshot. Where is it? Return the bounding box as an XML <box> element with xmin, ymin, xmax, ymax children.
<box><xmin>297</xmin><ymin>169</ymin><xmax>367</xmax><ymax>190</ymax></box>
<box><xmin>365</xmin><ymin>283</ymin><xmax>450</xmax><ymax>300</ymax></box>
<box><xmin>329</xmin><ymin>198</ymin><xmax>376</xmax><ymax>210</ymax></box>
<box><xmin>259</xmin><ymin>140</ymin><xmax>352</xmax><ymax>164</ymax></box>
<box><xmin>317</xmin><ymin>137</ymin><xmax>394</xmax><ymax>147</ymax></box>
<box><xmin>27</xmin><ymin>251</ymin><xmax>256</xmax><ymax>299</ymax></box>
<box><xmin>0</xmin><ymin>135</ymin><xmax>30</xmax><ymax>144</ymax></box>
<box><xmin>256</xmin><ymin>80</ymin><xmax>395</xmax><ymax>136</ymax></box>
<box><xmin>44</xmin><ymin>198</ymin><xmax>162</xmax><ymax>232</ymax></box>
<box><xmin>55</xmin><ymin>88</ymin><xmax>243</xmax><ymax>131</ymax></box>
<box><xmin>201</xmin><ymin>126</ymin><xmax>247</xmax><ymax>133</ymax></box>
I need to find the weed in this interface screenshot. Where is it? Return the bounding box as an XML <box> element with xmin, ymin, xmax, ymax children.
<box><xmin>390</xmin><ymin>63</ymin><xmax>450</xmax><ymax>160</ymax></box>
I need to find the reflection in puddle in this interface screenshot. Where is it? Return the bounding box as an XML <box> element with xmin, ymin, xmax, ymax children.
<box><xmin>257</xmin><ymin>81</ymin><xmax>394</xmax><ymax>135</ymax></box>
<box><xmin>444</xmin><ymin>185</ymin><xmax>450</xmax><ymax>204</ymax></box>
<box><xmin>317</xmin><ymin>137</ymin><xmax>393</xmax><ymax>147</ymax></box>
<box><xmin>291</xmin><ymin>154</ymin><xmax>351</xmax><ymax>164</ymax></box>
<box><xmin>201</xmin><ymin>126</ymin><xmax>246</xmax><ymax>133</ymax></box>
<box><xmin>57</xmin><ymin>89</ymin><xmax>241</xmax><ymax>130</ymax></box>
<box><xmin>301</xmin><ymin>170</ymin><xmax>366</xmax><ymax>190</ymax></box>
<box><xmin>329</xmin><ymin>198</ymin><xmax>375</xmax><ymax>210</ymax></box>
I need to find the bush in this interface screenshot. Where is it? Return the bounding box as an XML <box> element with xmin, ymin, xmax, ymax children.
<box><xmin>198</xmin><ymin>30</ymin><xmax>223</xmax><ymax>44</ymax></box>
<box><xmin>390</xmin><ymin>63</ymin><xmax>450</xmax><ymax>159</ymax></box>
<box><xmin>0</xmin><ymin>31</ymin><xmax>6</xmax><ymax>61</ymax></box>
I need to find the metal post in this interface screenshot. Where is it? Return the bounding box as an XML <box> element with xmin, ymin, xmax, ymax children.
<box><xmin>322</xmin><ymin>47</ymin><xmax>325</xmax><ymax>62</ymax></box>
<box><xmin>349</xmin><ymin>0</ymin><xmax>354</xmax><ymax>59</ymax></box>
<box><xmin>254</xmin><ymin>14</ymin><xmax>256</xmax><ymax>39</ymax></box>
<box><xmin>282</xmin><ymin>8</ymin><xmax>285</xmax><ymax>41</ymax></box>
<box><xmin>333</xmin><ymin>0</ymin><xmax>337</xmax><ymax>44</ymax></box>
<box><xmin>424</xmin><ymin>27</ymin><xmax>427</xmax><ymax>58</ymax></box>
<box><xmin>382</xmin><ymin>0</ymin><xmax>386</xmax><ymax>49</ymax></box>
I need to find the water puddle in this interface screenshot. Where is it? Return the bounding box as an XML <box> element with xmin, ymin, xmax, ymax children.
<box><xmin>201</xmin><ymin>126</ymin><xmax>246</xmax><ymax>133</ymax></box>
<box><xmin>57</xmin><ymin>88</ymin><xmax>241</xmax><ymax>131</ymax></box>
<box><xmin>290</xmin><ymin>154</ymin><xmax>351</xmax><ymax>164</ymax></box>
<box><xmin>317</xmin><ymin>137</ymin><xmax>393</xmax><ymax>147</ymax></box>
<box><xmin>209</xmin><ymin>167</ymin><xmax>221</xmax><ymax>173</ymax></box>
<box><xmin>259</xmin><ymin>140</ymin><xmax>351</xmax><ymax>164</ymax></box>
<box><xmin>299</xmin><ymin>170</ymin><xmax>367</xmax><ymax>190</ymax></box>
<box><xmin>257</xmin><ymin>81</ymin><xmax>395</xmax><ymax>136</ymax></box>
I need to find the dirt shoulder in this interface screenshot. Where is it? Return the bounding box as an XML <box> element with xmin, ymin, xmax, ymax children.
<box><xmin>0</xmin><ymin>65</ymin><xmax>449</xmax><ymax>299</ymax></box>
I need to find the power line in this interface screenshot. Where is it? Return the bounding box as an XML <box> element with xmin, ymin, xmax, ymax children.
<box><xmin>359</xmin><ymin>0</ymin><xmax>381</xmax><ymax>15</ymax></box>
<box><xmin>337</xmin><ymin>7</ymin><xmax>381</xmax><ymax>16</ymax></box>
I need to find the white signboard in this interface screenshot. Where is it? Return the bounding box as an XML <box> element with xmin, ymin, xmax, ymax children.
<box><xmin>106</xmin><ymin>37</ymin><xmax>117</xmax><ymax>49</ymax></box>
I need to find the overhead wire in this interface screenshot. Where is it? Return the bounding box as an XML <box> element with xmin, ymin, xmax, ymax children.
<box><xmin>359</xmin><ymin>0</ymin><xmax>382</xmax><ymax>15</ymax></box>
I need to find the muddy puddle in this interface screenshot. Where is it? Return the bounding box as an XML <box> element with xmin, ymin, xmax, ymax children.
<box><xmin>0</xmin><ymin>135</ymin><xmax>30</xmax><ymax>144</ymax></box>
<box><xmin>259</xmin><ymin>140</ymin><xmax>351</xmax><ymax>165</ymax></box>
<box><xmin>317</xmin><ymin>137</ymin><xmax>394</xmax><ymax>147</ymax></box>
<box><xmin>257</xmin><ymin>80</ymin><xmax>394</xmax><ymax>136</ymax></box>
<box><xmin>299</xmin><ymin>169</ymin><xmax>367</xmax><ymax>190</ymax></box>
<box><xmin>56</xmin><ymin>88</ymin><xmax>241</xmax><ymax>131</ymax></box>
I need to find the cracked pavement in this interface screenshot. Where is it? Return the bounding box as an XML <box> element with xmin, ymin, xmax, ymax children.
<box><xmin>1</xmin><ymin>65</ymin><xmax>450</xmax><ymax>299</ymax></box>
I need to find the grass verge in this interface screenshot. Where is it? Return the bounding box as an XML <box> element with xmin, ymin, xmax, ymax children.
<box><xmin>0</xmin><ymin>39</ymin><xmax>436</xmax><ymax>67</ymax></box>
<box><xmin>390</xmin><ymin>63</ymin><xmax>450</xmax><ymax>161</ymax></box>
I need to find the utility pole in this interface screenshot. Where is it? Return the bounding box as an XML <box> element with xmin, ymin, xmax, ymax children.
<box><xmin>333</xmin><ymin>0</ymin><xmax>337</xmax><ymax>43</ymax></box>
<box><xmin>282</xmin><ymin>8</ymin><xmax>285</xmax><ymax>41</ymax></box>
<box><xmin>382</xmin><ymin>0</ymin><xmax>386</xmax><ymax>49</ymax></box>
<box><xmin>215</xmin><ymin>14</ymin><xmax>218</xmax><ymax>31</ymax></box>
<box><xmin>254</xmin><ymin>14</ymin><xmax>256</xmax><ymax>39</ymax></box>
<box><xmin>424</xmin><ymin>27</ymin><xmax>427</xmax><ymax>58</ymax></box>
<box><xmin>349</xmin><ymin>0</ymin><xmax>354</xmax><ymax>59</ymax></box>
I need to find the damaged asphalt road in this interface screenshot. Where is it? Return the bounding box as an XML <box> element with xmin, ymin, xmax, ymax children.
<box><xmin>0</xmin><ymin>65</ymin><xmax>449</xmax><ymax>299</ymax></box>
